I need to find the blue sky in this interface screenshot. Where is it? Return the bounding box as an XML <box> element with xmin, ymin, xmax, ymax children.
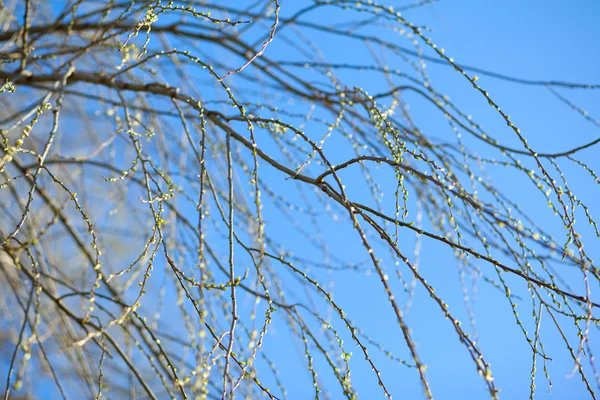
<box><xmin>250</xmin><ymin>1</ymin><xmax>600</xmax><ymax>399</ymax></box>
<box><xmin>2</xmin><ymin>1</ymin><xmax>599</xmax><ymax>399</ymax></box>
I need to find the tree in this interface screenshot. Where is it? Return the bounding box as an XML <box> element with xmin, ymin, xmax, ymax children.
<box><xmin>0</xmin><ymin>1</ymin><xmax>599</xmax><ymax>399</ymax></box>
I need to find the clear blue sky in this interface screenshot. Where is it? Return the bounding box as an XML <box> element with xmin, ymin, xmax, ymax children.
<box><xmin>252</xmin><ymin>1</ymin><xmax>600</xmax><ymax>399</ymax></box>
<box><xmin>2</xmin><ymin>1</ymin><xmax>599</xmax><ymax>399</ymax></box>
